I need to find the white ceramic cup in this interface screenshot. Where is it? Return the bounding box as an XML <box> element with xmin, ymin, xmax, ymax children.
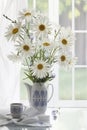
<box><xmin>10</xmin><ymin>103</ymin><xmax>25</xmax><ymax>118</ymax></box>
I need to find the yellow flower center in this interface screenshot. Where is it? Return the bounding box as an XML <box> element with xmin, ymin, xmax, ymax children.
<box><xmin>24</xmin><ymin>12</ymin><xmax>31</xmax><ymax>16</ymax></box>
<box><xmin>60</xmin><ymin>55</ymin><xmax>66</xmax><ymax>61</ymax></box>
<box><xmin>43</xmin><ymin>42</ymin><xmax>50</xmax><ymax>46</ymax></box>
<box><xmin>12</xmin><ymin>28</ymin><xmax>19</xmax><ymax>34</ymax></box>
<box><xmin>23</xmin><ymin>45</ymin><xmax>30</xmax><ymax>51</ymax></box>
<box><xmin>62</xmin><ymin>39</ymin><xmax>67</xmax><ymax>45</ymax></box>
<box><xmin>37</xmin><ymin>64</ymin><xmax>43</xmax><ymax>70</ymax></box>
<box><xmin>39</xmin><ymin>24</ymin><xmax>46</xmax><ymax>31</ymax></box>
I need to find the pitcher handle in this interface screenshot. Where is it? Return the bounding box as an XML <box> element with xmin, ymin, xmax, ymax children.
<box><xmin>47</xmin><ymin>84</ymin><xmax>54</xmax><ymax>102</ymax></box>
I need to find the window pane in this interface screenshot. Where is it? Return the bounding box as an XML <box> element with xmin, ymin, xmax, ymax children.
<box><xmin>59</xmin><ymin>0</ymin><xmax>72</xmax><ymax>27</ymax></box>
<box><xmin>20</xmin><ymin>69</ymin><xmax>31</xmax><ymax>100</ymax></box>
<box><xmin>75</xmin><ymin>68</ymin><xmax>87</xmax><ymax>100</ymax></box>
<box><xmin>59</xmin><ymin>67</ymin><xmax>72</xmax><ymax>100</ymax></box>
<box><xmin>75</xmin><ymin>33</ymin><xmax>87</xmax><ymax>65</ymax></box>
<box><xmin>75</xmin><ymin>0</ymin><xmax>87</xmax><ymax>30</ymax></box>
<box><xmin>28</xmin><ymin>0</ymin><xmax>33</xmax><ymax>10</ymax></box>
<box><xmin>36</xmin><ymin>0</ymin><xmax>48</xmax><ymax>14</ymax></box>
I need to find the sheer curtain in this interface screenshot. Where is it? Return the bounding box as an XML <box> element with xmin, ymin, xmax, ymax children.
<box><xmin>0</xmin><ymin>0</ymin><xmax>28</xmax><ymax>108</ymax></box>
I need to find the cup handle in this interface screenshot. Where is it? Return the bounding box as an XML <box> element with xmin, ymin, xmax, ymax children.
<box><xmin>47</xmin><ymin>84</ymin><xmax>54</xmax><ymax>102</ymax></box>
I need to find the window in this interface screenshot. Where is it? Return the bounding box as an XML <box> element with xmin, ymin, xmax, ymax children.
<box><xmin>20</xmin><ymin>0</ymin><xmax>87</xmax><ymax>108</ymax></box>
<box><xmin>59</xmin><ymin>0</ymin><xmax>87</xmax><ymax>107</ymax></box>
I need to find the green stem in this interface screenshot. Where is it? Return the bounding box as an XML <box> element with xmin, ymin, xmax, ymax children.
<box><xmin>25</xmin><ymin>58</ymin><xmax>30</xmax><ymax>71</ymax></box>
<box><xmin>19</xmin><ymin>35</ymin><xmax>24</xmax><ymax>40</ymax></box>
<box><xmin>3</xmin><ymin>14</ymin><xmax>16</xmax><ymax>23</ymax></box>
<box><xmin>54</xmin><ymin>27</ymin><xmax>61</xmax><ymax>40</ymax></box>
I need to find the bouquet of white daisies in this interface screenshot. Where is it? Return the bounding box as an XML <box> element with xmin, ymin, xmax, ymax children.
<box><xmin>4</xmin><ymin>9</ymin><xmax>76</xmax><ymax>83</ymax></box>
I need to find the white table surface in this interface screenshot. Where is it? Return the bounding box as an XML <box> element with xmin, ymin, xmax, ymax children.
<box><xmin>0</xmin><ymin>107</ymin><xmax>58</xmax><ymax>130</ymax></box>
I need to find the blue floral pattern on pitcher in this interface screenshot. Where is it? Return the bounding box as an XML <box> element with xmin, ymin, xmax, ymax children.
<box><xmin>33</xmin><ymin>90</ymin><xmax>47</xmax><ymax>107</ymax></box>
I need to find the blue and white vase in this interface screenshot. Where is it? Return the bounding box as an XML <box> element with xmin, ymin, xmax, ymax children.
<box><xmin>25</xmin><ymin>82</ymin><xmax>53</xmax><ymax>114</ymax></box>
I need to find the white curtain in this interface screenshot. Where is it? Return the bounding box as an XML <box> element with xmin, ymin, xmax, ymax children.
<box><xmin>0</xmin><ymin>0</ymin><xmax>28</xmax><ymax>108</ymax></box>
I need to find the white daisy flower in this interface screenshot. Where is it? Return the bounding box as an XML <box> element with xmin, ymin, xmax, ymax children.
<box><xmin>15</xmin><ymin>38</ymin><xmax>34</xmax><ymax>57</ymax></box>
<box><xmin>8</xmin><ymin>53</ymin><xmax>22</xmax><ymax>63</ymax></box>
<box><xmin>40</xmin><ymin>38</ymin><xmax>57</xmax><ymax>51</ymax></box>
<box><xmin>66</xmin><ymin>57</ymin><xmax>77</xmax><ymax>70</ymax></box>
<box><xmin>58</xmin><ymin>27</ymin><xmax>75</xmax><ymax>50</ymax></box>
<box><xmin>4</xmin><ymin>9</ymin><xmax>76</xmax><ymax>82</ymax></box>
<box><xmin>31</xmin><ymin>15</ymin><xmax>52</xmax><ymax>38</ymax></box>
<box><xmin>5</xmin><ymin>22</ymin><xmax>22</xmax><ymax>41</ymax></box>
<box><xmin>31</xmin><ymin>60</ymin><xmax>50</xmax><ymax>79</ymax></box>
<box><xmin>58</xmin><ymin>52</ymin><xmax>70</xmax><ymax>68</ymax></box>
<box><xmin>18</xmin><ymin>9</ymin><xmax>33</xmax><ymax>22</ymax></box>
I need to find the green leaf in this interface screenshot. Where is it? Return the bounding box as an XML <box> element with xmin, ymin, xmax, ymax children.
<box><xmin>24</xmin><ymin>72</ymin><xmax>33</xmax><ymax>82</ymax></box>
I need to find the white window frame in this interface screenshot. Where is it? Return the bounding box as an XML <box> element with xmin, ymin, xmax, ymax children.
<box><xmin>27</xmin><ymin>0</ymin><xmax>87</xmax><ymax>108</ymax></box>
<box><xmin>57</xmin><ymin>0</ymin><xmax>87</xmax><ymax>108</ymax></box>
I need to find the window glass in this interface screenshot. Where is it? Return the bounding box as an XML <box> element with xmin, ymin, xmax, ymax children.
<box><xmin>75</xmin><ymin>68</ymin><xmax>87</xmax><ymax>100</ymax></box>
<box><xmin>59</xmin><ymin>67</ymin><xmax>72</xmax><ymax>100</ymax></box>
<box><xmin>75</xmin><ymin>0</ymin><xmax>87</xmax><ymax>30</ymax></box>
<box><xmin>59</xmin><ymin>0</ymin><xmax>72</xmax><ymax>27</ymax></box>
<box><xmin>36</xmin><ymin>0</ymin><xmax>48</xmax><ymax>14</ymax></box>
<box><xmin>28</xmin><ymin>0</ymin><xmax>33</xmax><ymax>10</ymax></box>
<box><xmin>75</xmin><ymin>33</ymin><xmax>87</xmax><ymax>65</ymax></box>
